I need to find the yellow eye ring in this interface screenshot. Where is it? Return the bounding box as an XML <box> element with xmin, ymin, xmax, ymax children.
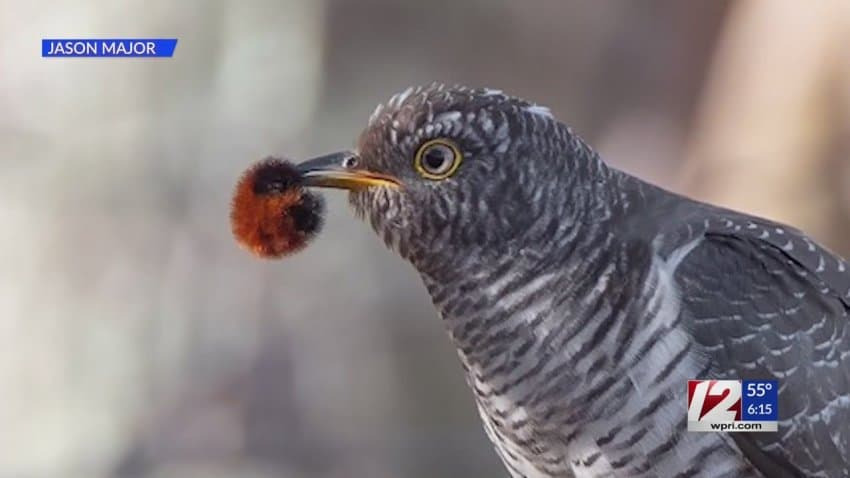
<box><xmin>414</xmin><ymin>139</ymin><xmax>463</xmax><ymax>180</ymax></box>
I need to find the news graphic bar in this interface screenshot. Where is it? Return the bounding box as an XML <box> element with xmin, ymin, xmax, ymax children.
<box><xmin>42</xmin><ymin>39</ymin><xmax>178</xmax><ymax>58</ymax></box>
<box><xmin>687</xmin><ymin>379</ymin><xmax>779</xmax><ymax>433</ymax></box>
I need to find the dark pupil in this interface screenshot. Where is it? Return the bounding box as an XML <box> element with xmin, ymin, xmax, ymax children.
<box><xmin>423</xmin><ymin>147</ymin><xmax>449</xmax><ymax>171</ymax></box>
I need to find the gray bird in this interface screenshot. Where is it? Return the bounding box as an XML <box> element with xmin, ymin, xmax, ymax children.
<box><xmin>295</xmin><ymin>84</ymin><xmax>850</xmax><ymax>477</ymax></box>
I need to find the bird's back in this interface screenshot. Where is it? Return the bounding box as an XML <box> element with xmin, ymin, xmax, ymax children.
<box><xmin>653</xmin><ymin>194</ymin><xmax>850</xmax><ymax>477</ymax></box>
<box><xmin>594</xmin><ymin>175</ymin><xmax>850</xmax><ymax>476</ymax></box>
<box><xmin>432</xmin><ymin>172</ymin><xmax>849</xmax><ymax>477</ymax></box>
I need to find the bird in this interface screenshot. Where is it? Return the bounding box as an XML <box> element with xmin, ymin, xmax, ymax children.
<box><xmin>294</xmin><ymin>84</ymin><xmax>850</xmax><ymax>477</ymax></box>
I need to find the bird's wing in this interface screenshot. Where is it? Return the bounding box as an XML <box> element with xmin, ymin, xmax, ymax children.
<box><xmin>671</xmin><ymin>215</ymin><xmax>850</xmax><ymax>477</ymax></box>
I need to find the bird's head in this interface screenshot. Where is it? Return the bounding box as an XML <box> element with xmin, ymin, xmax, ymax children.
<box><xmin>298</xmin><ymin>84</ymin><xmax>603</xmax><ymax>273</ymax></box>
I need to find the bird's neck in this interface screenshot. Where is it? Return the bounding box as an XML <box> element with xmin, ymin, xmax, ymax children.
<box><xmin>415</xmin><ymin>162</ymin><xmax>641</xmax><ymax>356</ymax></box>
<box><xmin>412</xmin><ymin>148</ymin><xmax>684</xmax><ymax>375</ymax></box>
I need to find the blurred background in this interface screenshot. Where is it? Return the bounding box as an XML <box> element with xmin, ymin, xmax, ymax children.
<box><xmin>1</xmin><ymin>1</ymin><xmax>849</xmax><ymax>477</ymax></box>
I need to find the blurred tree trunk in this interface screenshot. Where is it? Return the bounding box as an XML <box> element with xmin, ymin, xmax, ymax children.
<box><xmin>682</xmin><ymin>0</ymin><xmax>850</xmax><ymax>256</ymax></box>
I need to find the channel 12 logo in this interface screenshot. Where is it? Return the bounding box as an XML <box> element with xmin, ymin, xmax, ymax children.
<box><xmin>687</xmin><ymin>380</ymin><xmax>778</xmax><ymax>432</ymax></box>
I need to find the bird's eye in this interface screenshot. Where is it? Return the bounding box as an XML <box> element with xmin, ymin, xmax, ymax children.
<box><xmin>414</xmin><ymin>139</ymin><xmax>462</xmax><ymax>180</ymax></box>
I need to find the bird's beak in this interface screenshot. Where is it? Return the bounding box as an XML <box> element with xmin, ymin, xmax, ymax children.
<box><xmin>296</xmin><ymin>151</ymin><xmax>401</xmax><ymax>190</ymax></box>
